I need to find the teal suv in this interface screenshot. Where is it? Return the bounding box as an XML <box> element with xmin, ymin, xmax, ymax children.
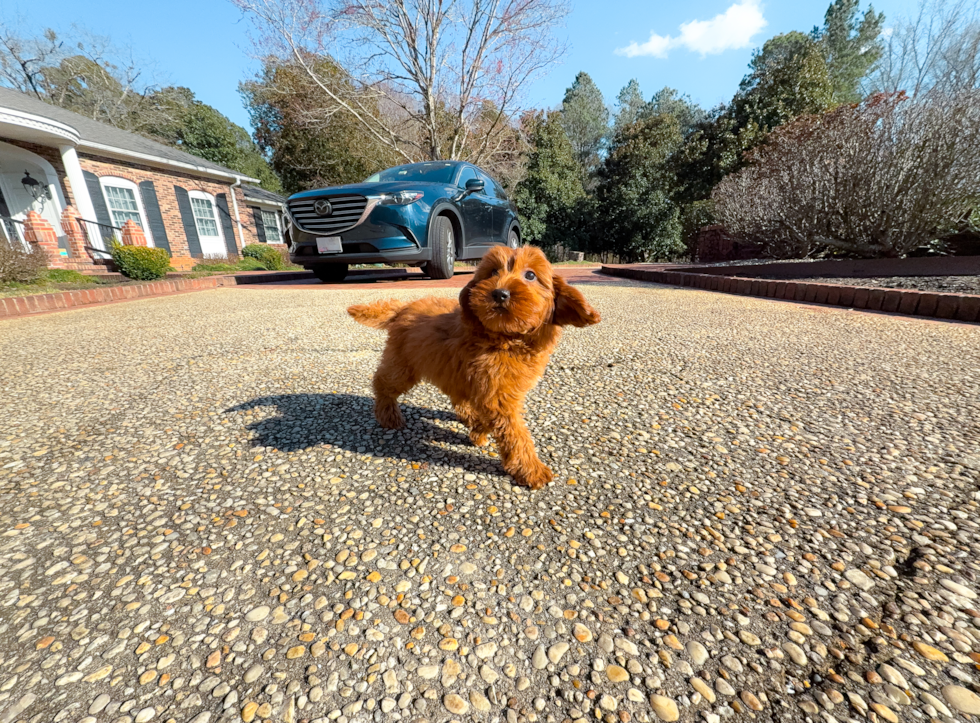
<box><xmin>284</xmin><ymin>161</ymin><xmax>521</xmax><ymax>281</ymax></box>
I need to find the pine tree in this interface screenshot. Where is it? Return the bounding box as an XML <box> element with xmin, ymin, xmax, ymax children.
<box><xmin>560</xmin><ymin>72</ymin><xmax>609</xmax><ymax>175</ymax></box>
<box><xmin>613</xmin><ymin>80</ymin><xmax>646</xmax><ymax>136</ymax></box>
<box><xmin>817</xmin><ymin>0</ymin><xmax>885</xmax><ymax>103</ymax></box>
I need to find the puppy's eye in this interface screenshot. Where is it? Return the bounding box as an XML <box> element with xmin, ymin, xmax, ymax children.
<box><xmin>524</xmin><ymin>270</ymin><xmax>536</xmax><ymax>282</ymax></box>
<box><xmin>490</xmin><ymin>269</ymin><xmax>499</xmax><ymax>276</ymax></box>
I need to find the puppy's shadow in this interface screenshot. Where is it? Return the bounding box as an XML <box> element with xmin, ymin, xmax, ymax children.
<box><xmin>225</xmin><ymin>393</ymin><xmax>500</xmax><ymax>475</ymax></box>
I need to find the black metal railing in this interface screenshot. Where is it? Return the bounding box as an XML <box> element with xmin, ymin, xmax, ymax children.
<box><xmin>78</xmin><ymin>218</ymin><xmax>121</xmax><ymax>259</ymax></box>
<box><xmin>0</xmin><ymin>216</ymin><xmax>27</xmax><ymax>250</ymax></box>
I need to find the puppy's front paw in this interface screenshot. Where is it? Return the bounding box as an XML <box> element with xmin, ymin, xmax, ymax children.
<box><xmin>469</xmin><ymin>430</ymin><xmax>489</xmax><ymax>447</ymax></box>
<box><xmin>375</xmin><ymin>402</ymin><xmax>405</xmax><ymax>430</ymax></box>
<box><xmin>512</xmin><ymin>461</ymin><xmax>553</xmax><ymax>490</ymax></box>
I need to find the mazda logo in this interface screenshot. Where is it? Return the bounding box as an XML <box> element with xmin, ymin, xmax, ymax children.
<box><xmin>314</xmin><ymin>200</ymin><xmax>333</xmax><ymax>216</ymax></box>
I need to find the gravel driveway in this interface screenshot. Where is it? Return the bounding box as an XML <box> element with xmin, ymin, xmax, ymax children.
<box><xmin>1</xmin><ymin>283</ymin><xmax>979</xmax><ymax>723</ymax></box>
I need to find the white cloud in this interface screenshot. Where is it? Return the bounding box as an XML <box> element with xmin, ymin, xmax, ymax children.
<box><xmin>616</xmin><ymin>0</ymin><xmax>768</xmax><ymax>59</ymax></box>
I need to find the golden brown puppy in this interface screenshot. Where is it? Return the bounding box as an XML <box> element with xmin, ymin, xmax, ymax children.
<box><xmin>347</xmin><ymin>245</ymin><xmax>600</xmax><ymax>489</ymax></box>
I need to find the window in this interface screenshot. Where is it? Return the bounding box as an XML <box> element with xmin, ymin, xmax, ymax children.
<box><xmin>478</xmin><ymin>169</ymin><xmax>506</xmax><ymax>199</ymax></box>
<box><xmin>456</xmin><ymin>166</ymin><xmax>478</xmax><ymax>189</ymax></box>
<box><xmin>189</xmin><ymin>193</ymin><xmax>220</xmax><ymax>238</ymax></box>
<box><xmin>99</xmin><ymin>177</ymin><xmax>153</xmax><ymax>245</ymax></box>
<box><xmin>259</xmin><ymin>209</ymin><xmax>281</xmax><ymax>242</ymax></box>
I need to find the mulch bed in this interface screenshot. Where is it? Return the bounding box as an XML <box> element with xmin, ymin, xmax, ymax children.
<box><xmin>780</xmin><ymin>275</ymin><xmax>980</xmax><ymax>295</ymax></box>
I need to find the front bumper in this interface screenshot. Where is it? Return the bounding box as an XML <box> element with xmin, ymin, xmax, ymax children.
<box><xmin>287</xmin><ymin>197</ymin><xmax>430</xmax><ymax>267</ymax></box>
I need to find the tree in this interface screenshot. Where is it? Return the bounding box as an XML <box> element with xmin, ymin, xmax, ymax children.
<box><xmin>241</xmin><ymin>56</ymin><xmax>397</xmax><ymax>193</ymax></box>
<box><xmin>0</xmin><ymin>24</ymin><xmax>281</xmax><ymax>189</ymax></box>
<box><xmin>560</xmin><ymin>71</ymin><xmax>609</xmax><ymax>175</ymax></box>
<box><xmin>145</xmin><ymin>87</ymin><xmax>282</xmax><ymax>192</ymax></box>
<box><xmin>593</xmin><ymin>114</ymin><xmax>684</xmax><ymax>262</ymax></box>
<box><xmin>511</xmin><ymin>111</ymin><xmax>587</xmax><ymax>250</ymax></box>
<box><xmin>0</xmin><ymin>24</ymin><xmax>168</xmax><ymax>133</ymax></box>
<box><xmin>818</xmin><ymin>0</ymin><xmax>886</xmax><ymax>103</ymax></box>
<box><xmin>613</xmin><ymin>79</ymin><xmax>646</xmax><ymax>136</ymax></box>
<box><xmin>869</xmin><ymin>0</ymin><xmax>979</xmax><ymax>96</ymax></box>
<box><xmin>713</xmin><ymin>91</ymin><xmax>980</xmax><ymax>258</ymax></box>
<box><xmin>232</xmin><ymin>0</ymin><xmax>568</xmax><ymax>168</ymax></box>
<box><xmin>734</xmin><ymin>32</ymin><xmax>836</xmax><ymax>134</ymax></box>
<box><xmin>647</xmin><ymin>87</ymin><xmax>707</xmax><ymax>137</ymax></box>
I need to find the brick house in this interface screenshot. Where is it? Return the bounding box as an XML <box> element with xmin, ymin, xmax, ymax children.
<box><xmin>0</xmin><ymin>87</ymin><xmax>285</xmax><ymax>271</ymax></box>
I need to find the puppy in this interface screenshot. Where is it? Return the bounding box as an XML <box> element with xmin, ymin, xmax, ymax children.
<box><xmin>347</xmin><ymin>245</ymin><xmax>600</xmax><ymax>489</ymax></box>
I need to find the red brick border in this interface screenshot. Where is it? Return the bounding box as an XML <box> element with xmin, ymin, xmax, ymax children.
<box><xmin>0</xmin><ymin>277</ymin><xmax>226</xmax><ymax>319</ymax></box>
<box><xmin>599</xmin><ymin>267</ymin><xmax>980</xmax><ymax>324</ymax></box>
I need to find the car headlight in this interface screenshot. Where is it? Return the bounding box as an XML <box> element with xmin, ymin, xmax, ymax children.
<box><xmin>378</xmin><ymin>191</ymin><xmax>423</xmax><ymax>206</ymax></box>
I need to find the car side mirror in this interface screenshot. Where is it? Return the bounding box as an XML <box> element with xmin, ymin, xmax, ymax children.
<box><xmin>464</xmin><ymin>178</ymin><xmax>485</xmax><ymax>195</ymax></box>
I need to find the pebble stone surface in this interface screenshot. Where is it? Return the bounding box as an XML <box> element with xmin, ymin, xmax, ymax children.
<box><xmin>1</xmin><ymin>281</ymin><xmax>979</xmax><ymax>723</ymax></box>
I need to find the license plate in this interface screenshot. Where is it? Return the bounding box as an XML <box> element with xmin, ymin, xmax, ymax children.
<box><xmin>316</xmin><ymin>236</ymin><xmax>342</xmax><ymax>254</ymax></box>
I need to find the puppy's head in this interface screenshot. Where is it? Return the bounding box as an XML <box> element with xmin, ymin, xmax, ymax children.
<box><xmin>460</xmin><ymin>245</ymin><xmax>600</xmax><ymax>335</ymax></box>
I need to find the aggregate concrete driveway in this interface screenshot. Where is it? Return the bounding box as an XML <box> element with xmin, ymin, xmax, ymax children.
<box><xmin>1</xmin><ymin>278</ymin><xmax>979</xmax><ymax>723</ymax></box>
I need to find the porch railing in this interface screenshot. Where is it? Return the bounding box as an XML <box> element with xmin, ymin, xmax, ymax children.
<box><xmin>78</xmin><ymin>218</ymin><xmax>121</xmax><ymax>259</ymax></box>
<box><xmin>0</xmin><ymin>216</ymin><xmax>27</xmax><ymax>251</ymax></box>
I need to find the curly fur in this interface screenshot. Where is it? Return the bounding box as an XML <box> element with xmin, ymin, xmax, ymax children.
<box><xmin>347</xmin><ymin>245</ymin><xmax>600</xmax><ymax>489</ymax></box>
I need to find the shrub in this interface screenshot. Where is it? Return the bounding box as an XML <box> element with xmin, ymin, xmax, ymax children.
<box><xmin>243</xmin><ymin>243</ymin><xmax>286</xmax><ymax>270</ymax></box>
<box><xmin>47</xmin><ymin>269</ymin><xmax>96</xmax><ymax>284</ymax></box>
<box><xmin>111</xmin><ymin>243</ymin><xmax>172</xmax><ymax>280</ymax></box>
<box><xmin>0</xmin><ymin>240</ymin><xmax>46</xmax><ymax>283</ymax></box>
<box><xmin>713</xmin><ymin>91</ymin><xmax>980</xmax><ymax>258</ymax></box>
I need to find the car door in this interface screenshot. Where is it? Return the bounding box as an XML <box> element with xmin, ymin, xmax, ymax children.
<box><xmin>478</xmin><ymin>170</ymin><xmax>510</xmax><ymax>244</ymax></box>
<box><xmin>455</xmin><ymin>166</ymin><xmax>490</xmax><ymax>247</ymax></box>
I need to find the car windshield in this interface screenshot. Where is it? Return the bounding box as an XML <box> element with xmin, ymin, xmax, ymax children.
<box><xmin>365</xmin><ymin>163</ymin><xmax>457</xmax><ymax>184</ymax></box>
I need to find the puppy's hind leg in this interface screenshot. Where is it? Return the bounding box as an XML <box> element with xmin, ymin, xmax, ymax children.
<box><xmin>372</xmin><ymin>360</ymin><xmax>417</xmax><ymax>430</ymax></box>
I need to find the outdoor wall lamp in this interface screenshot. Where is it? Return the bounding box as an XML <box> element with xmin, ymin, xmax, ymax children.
<box><xmin>21</xmin><ymin>171</ymin><xmax>50</xmax><ymax>209</ymax></box>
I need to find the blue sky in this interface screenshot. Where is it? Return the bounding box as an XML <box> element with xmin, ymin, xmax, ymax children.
<box><xmin>9</xmin><ymin>0</ymin><xmax>918</xmax><ymax>131</ymax></box>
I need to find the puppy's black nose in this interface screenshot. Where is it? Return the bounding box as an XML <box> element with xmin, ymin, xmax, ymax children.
<box><xmin>491</xmin><ymin>288</ymin><xmax>510</xmax><ymax>304</ymax></box>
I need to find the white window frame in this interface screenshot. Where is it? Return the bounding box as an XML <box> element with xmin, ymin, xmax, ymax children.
<box><xmin>98</xmin><ymin>177</ymin><xmax>154</xmax><ymax>246</ymax></box>
<box><xmin>187</xmin><ymin>190</ymin><xmax>225</xmax><ymax>245</ymax></box>
<box><xmin>258</xmin><ymin>208</ymin><xmax>282</xmax><ymax>243</ymax></box>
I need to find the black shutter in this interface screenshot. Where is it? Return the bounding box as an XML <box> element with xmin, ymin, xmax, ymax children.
<box><xmin>82</xmin><ymin>170</ymin><xmax>115</xmax><ymax>254</ymax></box>
<box><xmin>173</xmin><ymin>186</ymin><xmax>202</xmax><ymax>256</ymax></box>
<box><xmin>83</xmin><ymin>171</ymin><xmax>112</xmax><ymax>227</ymax></box>
<box><xmin>251</xmin><ymin>207</ymin><xmax>268</xmax><ymax>243</ymax></box>
<box><xmin>138</xmin><ymin>181</ymin><xmax>171</xmax><ymax>253</ymax></box>
<box><xmin>215</xmin><ymin>193</ymin><xmax>239</xmax><ymax>256</ymax></box>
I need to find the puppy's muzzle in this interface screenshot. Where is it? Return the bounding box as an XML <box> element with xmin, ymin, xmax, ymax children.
<box><xmin>491</xmin><ymin>288</ymin><xmax>510</xmax><ymax>305</ymax></box>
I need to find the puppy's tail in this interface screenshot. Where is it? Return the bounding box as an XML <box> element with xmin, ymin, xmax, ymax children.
<box><xmin>347</xmin><ymin>299</ymin><xmax>406</xmax><ymax>330</ymax></box>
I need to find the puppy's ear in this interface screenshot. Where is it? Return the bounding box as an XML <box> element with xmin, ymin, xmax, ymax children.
<box><xmin>552</xmin><ymin>275</ymin><xmax>601</xmax><ymax>327</ymax></box>
<box><xmin>459</xmin><ymin>276</ymin><xmax>480</xmax><ymax>325</ymax></box>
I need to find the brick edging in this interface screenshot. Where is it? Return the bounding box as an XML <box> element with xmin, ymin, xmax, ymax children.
<box><xmin>0</xmin><ymin>277</ymin><xmax>223</xmax><ymax>319</ymax></box>
<box><xmin>599</xmin><ymin>266</ymin><xmax>980</xmax><ymax>323</ymax></box>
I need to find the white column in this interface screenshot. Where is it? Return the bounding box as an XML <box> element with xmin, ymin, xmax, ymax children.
<box><xmin>58</xmin><ymin>144</ymin><xmax>98</xmax><ymax>221</ymax></box>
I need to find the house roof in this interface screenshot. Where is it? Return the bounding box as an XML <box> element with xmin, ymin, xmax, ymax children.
<box><xmin>0</xmin><ymin>87</ymin><xmax>260</xmax><ymax>183</ymax></box>
<box><xmin>243</xmin><ymin>185</ymin><xmax>286</xmax><ymax>205</ymax></box>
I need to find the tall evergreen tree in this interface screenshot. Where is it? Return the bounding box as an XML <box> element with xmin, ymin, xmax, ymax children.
<box><xmin>560</xmin><ymin>72</ymin><xmax>609</xmax><ymax>175</ymax></box>
<box><xmin>512</xmin><ymin>112</ymin><xmax>588</xmax><ymax>250</ymax></box>
<box><xmin>817</xmin><ymin>0</ymin><xmax>885</xmax><ymax>103</ymax></box>
<box><xmin>648</xmin><ymin>87</ymin><xmax>708</xmax><ymax>137</ymax></box>
<box><xmin>613</xmin><ymin>79</ymin><xmax>646</xmax><ymax>136</ymax></box>
<box><xmin>594</xmin><ymin>115</ymin><xmax>684</xmax><ymax>262</ymax></box>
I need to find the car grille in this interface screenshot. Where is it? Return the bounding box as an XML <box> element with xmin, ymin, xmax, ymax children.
<box><xmin>288</xmin><ymin>194</ymin><xmax>368</xmax><ymax>235</ymax></box>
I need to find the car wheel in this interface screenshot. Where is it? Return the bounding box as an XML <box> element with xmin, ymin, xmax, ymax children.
<box><xmin>507</xmin><ymin>228</ymin><xmax>520</xmax><ymax>249</ymax></box>
<box><xmin>311</xmin><ymin>264</ymin><xmax>348</xmax><ymax>283</ymax></box>
<box><xmin>424</xmin><ymin>215</ymin><xmax>456</xmax><ymax>280</ymax></box>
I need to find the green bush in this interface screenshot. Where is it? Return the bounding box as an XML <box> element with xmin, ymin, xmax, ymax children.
<box><xmin>111</xmin><ymin>243</ymin><xmax>172</xmax><ymax>280</ymax></box>
<box><xmin>47</xmin><ymin>269</ymin><xmax>97</xmax><ymax>284</ymax></box>
<box><xmin>242</xmin><ymin>243</ymin><xmax>286</xmax><ymax>270</ymax></box>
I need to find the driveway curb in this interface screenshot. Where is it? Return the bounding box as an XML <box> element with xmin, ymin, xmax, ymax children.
<box><xmin>599</xmin><ymin>265</ymin><xmax>980</xmax><ymax>323</ymax></box>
